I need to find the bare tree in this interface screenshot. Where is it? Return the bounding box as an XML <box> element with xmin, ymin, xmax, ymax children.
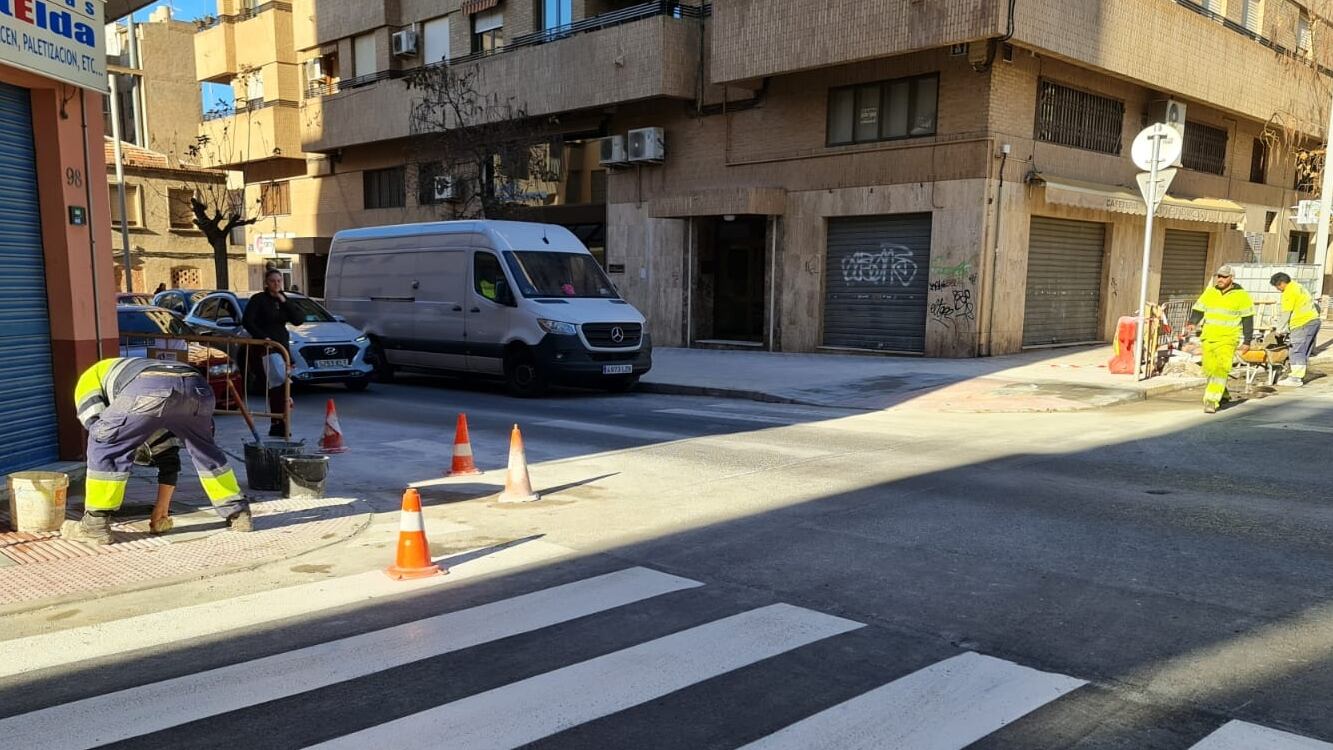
<box><xmin>403</xmin><ymin>64</ymin><xmax>559</xmax><ymax>219</ymax></box>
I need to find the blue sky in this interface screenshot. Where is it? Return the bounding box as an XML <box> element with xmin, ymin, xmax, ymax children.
<box><xmin>122</xmin><ymin>1</ymin><xmax>233</xmax><ymax>113</ymax></box>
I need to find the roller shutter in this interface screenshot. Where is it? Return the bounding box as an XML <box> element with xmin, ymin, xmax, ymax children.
<box><xmin>1023</xmin><ymin>216</ymin><xmax>1106</xmax><ymax>347</ymax></box>
<box><xmin>1160</xmin><ymin>230</ymin><xmax>1209</xmax><ymax>301</ymax></box>
<box><xmin>824</xmin><ymin>214</ymin><xmax>932</xmax><ymax>353</ymax></box>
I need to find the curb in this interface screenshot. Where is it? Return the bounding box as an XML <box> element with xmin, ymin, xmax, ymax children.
<box><xmin>0</xmin><ymin>499</ymin><xmax>375</xmax><ymax>617</ymax></box>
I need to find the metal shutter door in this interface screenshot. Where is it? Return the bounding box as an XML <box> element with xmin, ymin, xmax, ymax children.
<box><xmin>0</xmin><ymin>83</ymin><xmax>60</xmax><ymax>474</ymax></box>
<box><xmin>824</xmin><ymin>214</ymin><xmax>932</xmax><ymax>353</ymax></box>
<box><xmin>1160</xmin><ymin>230</ymin><xmax>1209</xmax><ymax>300</ymax></box>
<box><xmin>1022</xmin><ymin>217</ymin><xmax>1106</xmax><ymax>347</ymax></box>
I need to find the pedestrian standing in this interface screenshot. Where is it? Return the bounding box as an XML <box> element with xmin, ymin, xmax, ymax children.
<box><xmin>65</xmin><ymin>356</ymin><xmax>251</xmax><ymax>545</ymax></box>
<box><xmin>243</xmin><ymin>268</ymin><xmax>303</xmax><ymax>437</ymax></box>
<box><xmin>1188</xmin><ymin>265</ymin><xmax>1255</xmax><ymax>414</ymax></box>
<box><xmin>1270</xmin><ymin>272</ymin><xmax>1322</xmax><ymax>387</ymax></box>
<box><xmin>154</xmin><ymin>282</ymin><xmax>166</xmax><ymax>294</ymax></box>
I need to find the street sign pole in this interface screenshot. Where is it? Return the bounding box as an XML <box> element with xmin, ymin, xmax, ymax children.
<box><xmin>1134</xmin><ymin>134</ymin><xmax>1162</xmax><ymax>381</ymax></box>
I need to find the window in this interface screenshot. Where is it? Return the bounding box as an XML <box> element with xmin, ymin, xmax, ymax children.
<box><xmin>109</xmin><ymin>183</ymin><xmax>142</xmax><ymax>227</ymax></box>
<box><xmin>171</xmin><ymin>267</ymin><xmax>202</xmax><ymax>288</ymax></box>
<box><xmin>474</xmin><ymin>252</ymin><xmax>506</xmax><ymax>301</ymax></box>
<box><xmin>1035</xmin><ymin>80</ymin><xmax>1124</xmax><ymax>155</ymax></box>
<box><xmin>826</xmin><ymin>73</ymin><xmax>939</xmax><ymax>146</ymax></box>
<box><xmin>364</xmin><ymin>167</ymin><xmax>406</xmax><ymax>209</ymax></box>
<box><xmin>418</xmin><ymin>161</ymin><xmax>445</xmax><ymax>205</ymax></box>
<box><xmin>1242</xmin><ymin>0</ymin><xmax>1262</xmax><ymax>33</ymax></box>
<box><xmin>422</xmin><ymin>16</ymin><xmax>450</xmax><ymax>65</ymax></box>
<box><xmin>353</xmin><ymin>32</ymin><xmax>376</xmax><ymax>79</ymax></box>
<box><xmin>245</xmin><ymin>69</ymin><xmax>264</xmax><ymax>105</ymax></box>
<box><xmin>195</xmin><ymin>296</ymin><xmax>221</xmax><ymax>321</ymax></box>
<box><xmin>168</xmin><ymin>188</ymin><xmax>196</xmax><ymax>229</ymax></box>
<box><xmin>538</xmin><ymin>0</ymin><xmax>572</xmax><ymax>31</ymax></box>
<box><xmin>1298</xmin><ymin>8</ymin><xmax>1312</xmax><ymax>55</ymax></box>
<box><xmin>1289</xmin><ymin>231</ymin><xmax>1312</xmax><ymax>263</ymax></box>
<box><xmin>472</xmin><ymin>9</ymin><xmax>504</xmax><ymax>54</ymax></box>
<box><xmin>1181</xmin><ymin>122</ymin><xmax>1228</xmax><ymax>175</ymax></box>
<box><xmin>260</xmin><ymin>182</ymin><xmax>291</xmax><ymax>215</ymax></box>
<box><xmin>1200</xmin><ymin>0</ymin><xmax>1222</xmax><ymax>12</ymax></box>
<box><xmin>1250</xmin><ymin>137</ymin><xmax>1269</xmax><ymax>183</ymax></box>
<box><xmin>228</xmin><ymin>189</ymin><xmax>246</xmax><ymax>245</ymax></box>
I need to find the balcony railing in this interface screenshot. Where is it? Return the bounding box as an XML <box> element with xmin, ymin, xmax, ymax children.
<box><xmin>203</xmin><ymin>98</ymin><xmax>300</xmax><ymax>121</ymax></box>
<box><xmin>1174</xmin><ymin>0</ymin><xmax>1333</xmax><ymax>76</ymax></box>
<box><xmin>196</xmin><ymin>1</ymin><xmax>292</xmax><ymax>31</ymax></box>
<box><xmin>304</xmin><ymin>1</ymin><xmax>710</xmax><ymax>99</ymax></box>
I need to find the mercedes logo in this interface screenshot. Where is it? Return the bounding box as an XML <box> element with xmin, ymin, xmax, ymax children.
<box><xmin>610</xmin><ymin>326</ymin><xmax>625</xmax><ymax>343</ymax></box>
<box><xmin>324</xmin><ymin>346</ymin><xmax>338</xmax><ymax>356</ymax></box>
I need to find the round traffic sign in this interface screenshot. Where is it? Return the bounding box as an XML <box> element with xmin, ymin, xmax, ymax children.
<box><xmin>1131</xmin><ymin>123</ymin><xmax>1183</xmax><ymax>172</ymax></box>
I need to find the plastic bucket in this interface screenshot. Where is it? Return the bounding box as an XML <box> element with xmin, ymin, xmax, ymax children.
<box><xmin>281</xmin><ymin>455</ymin><xmax>330</xmax><ymax>499</ymax></box>
<box><xmin>243</xmin><ymin>441</ymin><xmax>305</xmax><ymax>492</ymax></box>
<box><xmin>6</xmin><ymin>471</ymin><xmax>70</xmax><ymax>533</ymax></box>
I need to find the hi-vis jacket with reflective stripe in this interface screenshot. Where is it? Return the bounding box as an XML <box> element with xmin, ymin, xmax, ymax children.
<box><xmin>1191</xmin><ymin>285</ymin><xmax>1255</xmax><ymax>342</ymax></box>
<box><xmin>1282</xmin><ymin>281</ymin><xmax>1320</xmax><ymax>330</ymax></box>
<box><xmin>73</xmin><ymin>357</ymin><xmax>194</xmax><ymax>429</ymax></box>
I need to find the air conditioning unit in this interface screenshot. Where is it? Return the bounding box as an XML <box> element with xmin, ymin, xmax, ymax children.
<box><xmin>599</xmin><ymin>135</ymin><xmax>628</xmax><ymax>166</ymax></box>
<box><xmin>1147</xmin><ymin>98</ymin><xmax>1186</xmax><ymax>136</ymax></box>
<box><xmin>627</xmin><ymin>127</ymin><xmax>665</xmax><ymax>164</ymax></box>
<box><xmin>392</xmin><ymin>30</ymin><xmax>419</xmax><ymax>57</ymax></box>
<box><xmin>303</xmin><ymin>58</ymin><xmax>324</xmax><ymax>82</ymax></box>
<box><xmin>433</xmin><ymin>174</ymin><xmax>459</xmax><ymax>203</ymax></box>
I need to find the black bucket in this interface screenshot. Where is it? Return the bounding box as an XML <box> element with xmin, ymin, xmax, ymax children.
<box><xmin>281</xmin><ymin>454</ymin><xmax>330</xmax><ymax>499</ymax></box>
<box><xmin>243</xmin><ymin>440</ymin><xmax>305</xmax><ymax>492</ymax></box>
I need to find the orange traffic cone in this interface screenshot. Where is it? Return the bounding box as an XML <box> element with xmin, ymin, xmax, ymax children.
<box><xmin>446</xmin><ymin>413</ymin><xmax>482</xmax><ymax>476</ymax></box>
<box><xmin>386</xmin><ymin>488</ymin><xmax>444</xmax><ymax>580</ymax></box>
<box><xmin>319</xmin><ymin>399</ymin><xmax>347</xmax><ymax>454</ymax></box>
<box><xmin>498</xmin><ymin>424</ymin><xmax>540</xmax><ymax>503</ymax></box>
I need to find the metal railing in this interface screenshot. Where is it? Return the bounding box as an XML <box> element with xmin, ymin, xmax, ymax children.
<box><xmin>202</xmin><ymin>98</ymin><xmax>300</xmax><ymax>122</ymax></box>
<box><xmin>1173</xmin><ymin>0</ymin><xmax>1333</xmax><ymax>77</ymax></box>
<box><xmin>306</xmin><ymin>1</ymin><xmax>711</xmax><ymax>99</ymax></box>
<box><xmin>196</xmin><ymin>1</ymin><xmax>293</xmax><ymax>31</ymax></box>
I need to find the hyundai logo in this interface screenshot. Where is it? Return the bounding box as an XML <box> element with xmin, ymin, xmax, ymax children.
<box><xmin>610</xmin><ymin>326</ymin><xmax>625</xmax><ymax>343</ymax></box>
<box><xmin>324</xmin><ymin>347</ymin><xmax>338</xmax><ymax>356</ymax></box>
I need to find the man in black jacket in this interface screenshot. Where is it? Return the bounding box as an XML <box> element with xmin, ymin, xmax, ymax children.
<box><xmin>243</xmin><ymin>268</ymin><xmax>303</xmax><ymax>436</ymax></box>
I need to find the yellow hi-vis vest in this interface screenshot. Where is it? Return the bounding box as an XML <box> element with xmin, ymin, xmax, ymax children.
<box><xmin>1192</xmin><ymin>285</ymin><xmax>1255</xmax><ymax>342</ymax></box>
<box><xmin>1282</xmin><ymin>281</ymin><xmax>1319</xmax><ymax>329</ymax></box>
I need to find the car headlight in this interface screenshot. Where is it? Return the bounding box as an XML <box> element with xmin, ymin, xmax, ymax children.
<box><xmin>537</xmin><ymin>319</ymin><xmax>578</xmax><ymax>336</ymax></box>
<box><xmin>354</xmin><ymin>335</ymin><xmax>368</xmax><ymax>343</ymax></box>
<box><xmin>208</xmin><ymin>363</ymin><xmax>236</xmax><ymax>377</ymax></box>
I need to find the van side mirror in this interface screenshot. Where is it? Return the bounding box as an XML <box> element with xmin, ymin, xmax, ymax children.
<box><xmin>495</xmin><ymin>280</ymin><xmax>516</xmax><ymax>307</ymax></box>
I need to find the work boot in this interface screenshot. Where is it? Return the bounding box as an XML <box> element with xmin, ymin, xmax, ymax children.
<box><xmin>227</xmin><ymin>508</ymin><xmax>254</xmax><ymax>532</ymax></box>
<box><xmin>62</xmin><ymin>513</ymin><xmax>114</xmax><ymax>545</ymax></box>
<box><xmin>1278</xmin><ymin>376</ymin><xmax>1304</xmax><ymax>388</ymax></box>
<box><xmin>1204</xmin><ymin>403</ymin><xmax>1219</xmax><ymax>414</ymax></box>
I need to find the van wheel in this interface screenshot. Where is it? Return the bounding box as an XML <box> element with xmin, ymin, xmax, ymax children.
<box><xmin>605</xmin><ymin>376</ymin><xmax>640</xmax><ymax>394</ymax></box>
<box><xmin>505</xmin><ymin>350</ymin><xmax>548</xmax><ymax>397</ymax></box>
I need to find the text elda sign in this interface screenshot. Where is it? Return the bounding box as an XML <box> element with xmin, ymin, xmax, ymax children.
<box><xmin>0</xmin><ymin>0</ymin><xmax>107</xmax><ymax>92</ymax></box>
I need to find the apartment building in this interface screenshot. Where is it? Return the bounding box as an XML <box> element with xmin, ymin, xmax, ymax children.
<box><xmin>106</xmin><ymin>9</ymin><xmax>244</xmax><ymax>292</ymax></box>
<box><xmin>225</xmin><ymin>0</ymin><xmax>1326</xmax><ymax>356</ymax></box>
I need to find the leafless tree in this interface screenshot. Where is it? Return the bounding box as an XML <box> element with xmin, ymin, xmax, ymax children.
<box><xmin>403</xmin><ymin>64</ymin><xmax>560</xmax><ymax>219</ymax></box>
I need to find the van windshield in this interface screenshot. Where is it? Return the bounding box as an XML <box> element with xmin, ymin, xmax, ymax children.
<box><xmin>503</xmin><ymin>251</ymin><xmax>619</xmax><ymax>299</ymax></box>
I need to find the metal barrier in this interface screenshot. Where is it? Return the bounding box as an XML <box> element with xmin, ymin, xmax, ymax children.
<box><xmin>117</xmin><ymin>333</ymin><xmax>293</xmax><ymax>440</ymax></box>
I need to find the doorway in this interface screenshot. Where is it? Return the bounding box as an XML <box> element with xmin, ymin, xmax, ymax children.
<box><xmin>692</xmin><ymin>216</ymin><xmax>768</xmax><ymax>346</ymax></box>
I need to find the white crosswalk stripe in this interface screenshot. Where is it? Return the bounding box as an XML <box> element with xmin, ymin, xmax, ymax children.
<box><xmin>1191</xmin><ymin>721</ymin><xmax>1333</xmax><ymax>749</ymax></box>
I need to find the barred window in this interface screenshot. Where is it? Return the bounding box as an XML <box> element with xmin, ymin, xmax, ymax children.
<box><xmin>1035</xmin><ymin>80</ymin><xmax>1124</xmax><ymax>155</ymax></box>
<box><xmin>1182</xmin><ymin>122</ymin><xmax>1228</xmax><ymax>175</ymax></box>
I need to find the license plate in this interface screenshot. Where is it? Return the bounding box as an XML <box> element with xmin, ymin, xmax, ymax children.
<box><xmin>602</xmin><ymin>364</ymin><xmax>633</xmax><ymax>375</ymax></box>
<box><xmin>315</xmin><ymin>359</ymin><xmax>349</xmax><ymax>369</ymax></box>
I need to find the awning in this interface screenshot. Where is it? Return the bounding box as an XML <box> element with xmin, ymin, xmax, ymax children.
<box><xmin>461</xmin><ymin>0</ymin><xmax>500</xmax><ymax>14</ymax></box>
<box><xmin>1036</xmin><ymin>175</ymin><xmax>1245</xmax><ymax>225</ymax></box>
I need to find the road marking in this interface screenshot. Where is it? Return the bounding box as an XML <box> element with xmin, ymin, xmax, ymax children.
<box><xmin>0</xmin><ymin>539</ymin><xmax>573</xmax><ymax>680</ymax></box>
<box><xmin>536</xmin><ymin>419</ymin><xmax>683</xmax><ymax>442</ymax></box>
<box><xmin>1256</xmin><ymin>423</ymin><xmax>1333</xmax><ymax>435</ymax></box>
<box><xmin>0</xmin><ymin>568</ymin><xmax>700</xmax><ymax>749</ymax></box>
<box><xmin>1190</xmin><ymin>721</ymin><xmax>1333</xmax><ymax>749</ymax></box>
<box><xmin>308</xmin><ymin>603</ymin><xmax>864</xmax><ymax>749</ymax></box>
<box><xmin>740</xmin><ymin>652</ymin><xmax>1086</xmax><ymax>750</ymax></box>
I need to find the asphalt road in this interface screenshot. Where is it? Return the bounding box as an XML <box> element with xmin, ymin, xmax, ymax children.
<box><xmin>3</xmin><ymin>372</ymin><xmax>1333</xmax><ymax>748</ymax></box>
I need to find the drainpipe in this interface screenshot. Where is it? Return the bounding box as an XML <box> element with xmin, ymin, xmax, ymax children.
<box><xmin>984</xmin><ymin>145</ymin><xmax>1010</xmax><ymax>356</ymax></box>
<box><xmin>79</xmin><ymin>90</ymin><xmax>104</xmax><ymax>358</ymax></box>
<box><xmin>108</xmin><ymin>73</ymin><xmax>135</xmax><ymax>293</ymax></box>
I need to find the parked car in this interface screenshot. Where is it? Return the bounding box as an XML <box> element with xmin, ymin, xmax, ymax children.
<box><xmin>153</xmin><ymin>288</ymin><xmax>213</xmax><ymax>316</ymax></box>
<box><xmin>182</xmin><ymin>291</ymin><xmax>374</xmax><ymax>391</ymax></box>
<box><xmin>324</xmin><ymin>220</ymin><xmax>652</xmax><ymax>396</ymax></box>
<box><xmin>115</xmin><ymin>305</ymin><xmax>242</xmax><ymax>404</ymax></box>
<box><xmin>117</xmin><ymin>292</ymin><xmax>154</xmax><ymax>306</ymax></box>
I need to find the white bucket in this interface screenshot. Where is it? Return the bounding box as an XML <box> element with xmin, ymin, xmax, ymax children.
<box><xmin>6</xmin><ymin>471</ymin><xmax>70</xmax><ymax>533</ymax></box>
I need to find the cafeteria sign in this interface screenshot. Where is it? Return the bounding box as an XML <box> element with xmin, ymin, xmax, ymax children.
<box><xmin>0</xmin><ymin>0</ymin><xmax>107</xmax><ymax>92</ymax></box>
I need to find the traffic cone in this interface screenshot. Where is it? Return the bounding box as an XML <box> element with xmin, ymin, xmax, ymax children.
<box><xmin>386</xmin><ymin>488</ymin><xmax>444</xmax><ymax>580</ymax></box>
<box><xmin>446</xmin><ymin>413</ymin><xmax>482</xmax><ymax>476</ymax></box>
<box><xmin>498</xmin><ymin>424</ymin><xmax>541</xmax><ymax>503</ymax></box>
<box><xmin>319</xmin><ymin>399</ymin><xmax>347</xmax><ymax>454</ymax></box>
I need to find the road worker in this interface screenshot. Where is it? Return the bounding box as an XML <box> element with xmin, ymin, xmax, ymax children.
<box><xmin>65</xmin><ymin>356</ymin><xmax>252</xmax><ymax>545</ymax></box>
<box><xmin>1187</xmin><ymin>265</ymin><xmax>1255</xmax><ymax>414</ymax></box>
<box><xmin>133</xmin><ymin>430</ymin><xmax>183</xmax><ymax>534</ymax></box>
<box><xmin>1270</xmin><ymin>272</ymin><xmax>1321</xmax><ymax>387</ymax></box>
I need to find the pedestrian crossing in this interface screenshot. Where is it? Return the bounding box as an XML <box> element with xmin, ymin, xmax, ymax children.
<box><xmin>0</xmin><ymin>564</ymin><xmax>1329</xmax><ymax>750</ymax></box>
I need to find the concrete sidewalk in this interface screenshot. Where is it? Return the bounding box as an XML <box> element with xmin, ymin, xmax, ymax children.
<box><xmin>641</xmin><ymin>345</ymin><xmax>1204</xmax><ymax>412</ymax></box>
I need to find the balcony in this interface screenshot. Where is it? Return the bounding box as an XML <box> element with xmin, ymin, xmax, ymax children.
<box><xmin>198</xmin><ymin>101</ymin><xmax>304</xmax><ymax>168</ymax></box>
<box><xmin>194</xmin><ymin>1</ymin><xmax>294</xmax><ymax>82</ymax></box>
<box><xmin>194</xmin><ymin>20</ymin><xmax>236</xmax><ymax>82</ymax></box>
<box><xmin>302</xmin><ymin>2</ymin><xmax>708</xmax><ymax>153</ymax></box>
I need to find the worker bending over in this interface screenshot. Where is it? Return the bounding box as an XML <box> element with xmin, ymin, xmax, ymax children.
<box><xmin>1188</xmin><ymin>265</ymin><xmax>1255</xmax><ymax>414</ymax></box>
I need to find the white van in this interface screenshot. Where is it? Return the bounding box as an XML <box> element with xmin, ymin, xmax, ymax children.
<box><xmin>324</xmin><ymin>220</ymin><xmax>652</xmax><ymax>395</ymax></box>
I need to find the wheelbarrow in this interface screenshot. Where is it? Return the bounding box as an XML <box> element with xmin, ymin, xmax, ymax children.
<box><xmin>1239</xmin><ymin>331</ymin><xmax>1289</xmax><ymax>388</ymax></box>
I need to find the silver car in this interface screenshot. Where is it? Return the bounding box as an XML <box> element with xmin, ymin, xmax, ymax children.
<box><xmin>183</xmin><ymin>291</ymin><xmax>375</xmax><ymax>391</ymax></box>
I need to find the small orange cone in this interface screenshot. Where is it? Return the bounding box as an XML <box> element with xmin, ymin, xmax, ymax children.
<box><xmin>386</xmin><ymin>488</ymin><xmax>444</xmax><ymax>580</ymax></box>
<box><xmin>447</xmin><ymin>413</ymin><xmax>482</xmax><ymax>476</ymax></box>
<box><xmin>319</xmin><ymin>399</ymin><xmax>347</xmax><ymax>454</ymax></box>
<box><xmin>498</xmin><ymin>424</ymin><xmax>540</xmax><ymax>503</ymax></box>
